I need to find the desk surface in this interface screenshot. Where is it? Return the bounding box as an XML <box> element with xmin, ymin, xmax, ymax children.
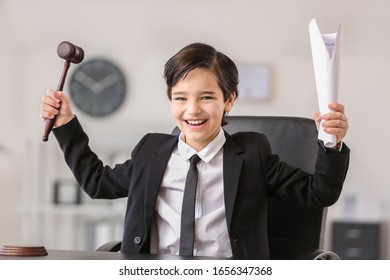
<box><xmin>0</xmin><ymin>249</ymin><xmax>220</xmax><ymax>260</ymax></box>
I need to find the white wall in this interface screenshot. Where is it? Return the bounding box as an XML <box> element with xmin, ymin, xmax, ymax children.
<box><xmin>1</xmin><ymin>0</ymin><xmax>389</xmax><ymax>255</ymax></box>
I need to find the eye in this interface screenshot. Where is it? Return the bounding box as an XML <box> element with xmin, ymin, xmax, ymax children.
<box><xmin>174</xmin><ymin>97</ymin><xmax>187</xmax><ymax>101</ymax></box>
<box><xmin>201</xmin><ymin>95</ymin><xmax>214</xmax><ymax>100</ymax></box>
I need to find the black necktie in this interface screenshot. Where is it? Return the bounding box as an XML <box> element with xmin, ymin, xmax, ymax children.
<box><xmin>179</xmin><ymin>154</ymin><xmax>201</xmax><ymax>256</ymax></box>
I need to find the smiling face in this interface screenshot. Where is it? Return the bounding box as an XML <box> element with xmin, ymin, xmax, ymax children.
<box><xmin>170</xmin><ymin>67</ymin><xmax>235</xmax><ymax>151</ymax></box>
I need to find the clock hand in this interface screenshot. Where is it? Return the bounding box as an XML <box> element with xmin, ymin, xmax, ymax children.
<box><xmin>74</xmin><ymin>71</ymin><xmax>100</xmax><ymax>93</ymax></box>
<box><xmin>94</xmin><ymin>73</ymin><xmax>121</xmax><ymax>94</ymax></box>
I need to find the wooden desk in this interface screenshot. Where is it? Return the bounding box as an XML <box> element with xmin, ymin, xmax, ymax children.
<box><xmin>0</xmin><ymin>249</ymin><xmax>220</xmax><ymax>260</ymax></box>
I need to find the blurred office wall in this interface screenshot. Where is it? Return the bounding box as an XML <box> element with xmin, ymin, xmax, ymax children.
<box><xmin>0</xmin><ymin>0</ymin><xmax>389</xmax><ymax>255</ymax></box>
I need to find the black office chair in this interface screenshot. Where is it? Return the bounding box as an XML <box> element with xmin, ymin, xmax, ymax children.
<box><xmin>97</xmin><ymin>116</ymin><xmax>340</xmax><ymax>259</ymax></box>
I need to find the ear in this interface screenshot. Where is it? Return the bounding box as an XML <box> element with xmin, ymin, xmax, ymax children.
<box><xmin>224</xmin><ymin>92</ymin><xmax>236</xmax><ymax>113</ymax></box>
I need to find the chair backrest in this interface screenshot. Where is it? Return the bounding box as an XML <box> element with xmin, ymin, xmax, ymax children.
<box><xmin>174</xmin><ymin>115</ymin><xmax>326</xmax><ymax>259</ymax></box>
<box><xmin>225</xmin><ymin>116</ymin><xmax>325</xmax><ymax>259</ymax></box>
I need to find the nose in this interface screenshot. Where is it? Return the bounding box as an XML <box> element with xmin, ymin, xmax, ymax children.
<box><xmin>187</xmin><ymin>100</ymin><xmax>202</xmax><ymax>115</ymax></box>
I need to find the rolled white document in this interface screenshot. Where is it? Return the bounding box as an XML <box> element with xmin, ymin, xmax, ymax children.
<box><xmin>309</xmin><ymin>18</ymin><xmax>343</xmax><ymax>147</ymax></box>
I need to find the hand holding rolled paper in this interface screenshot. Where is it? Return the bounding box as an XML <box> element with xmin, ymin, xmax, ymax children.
<box><xmin>313</xmin><ymin>102</ymin><xmax>348</xmax><ymax>147</ymax></box>
<box><xmin>309</xmin><ymin>18</ymin><xmax>343</xmax><ymax>147</ymax></box>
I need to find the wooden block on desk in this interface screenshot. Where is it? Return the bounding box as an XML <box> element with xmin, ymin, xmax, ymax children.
<box><xmin>0</xmin><ymin>245</ymin><xmax>48</xmax><ymax>256</ymax></box>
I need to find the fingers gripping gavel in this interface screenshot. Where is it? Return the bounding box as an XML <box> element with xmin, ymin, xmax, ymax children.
<box><xmin>42</xmin><ymin>41</ymin><xmax>84</xmax><ymax>142</ymax></box>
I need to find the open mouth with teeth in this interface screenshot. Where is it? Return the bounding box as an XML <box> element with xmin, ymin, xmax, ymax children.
<box><xmin>185</xmin><ymin>119</ymin><xmax>208</xmax><ymax>127</ymax></box>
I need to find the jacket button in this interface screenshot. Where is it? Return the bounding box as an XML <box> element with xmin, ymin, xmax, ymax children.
<box><xmin>133</xmin><ymin>236</ymin><xmax>142</xmax><ymax>245</ymax></box>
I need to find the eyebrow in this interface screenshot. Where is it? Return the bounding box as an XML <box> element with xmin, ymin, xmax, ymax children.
<box><xmin>200</xmin><ymin>90</ymin><xmax>217</xmax><ymax>95</ymax></box>
<box><xmin>172</xmin><ymin>91</ymin><xmax>186</xmax><ymax>96</ymax></box>
<box><xmin>172</xmin><ymin>90</ymin><xmax>217</xmax><ymax>96</ymax></box>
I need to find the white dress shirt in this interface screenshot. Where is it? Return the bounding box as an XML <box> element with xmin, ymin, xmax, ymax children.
<box><xmin>150</xmin><ymin>128</ymin><xmax>232</xmax><ymax>257</ymax></box>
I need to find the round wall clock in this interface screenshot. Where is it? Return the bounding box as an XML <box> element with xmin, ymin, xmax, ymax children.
<box><xmin>69</xmin><ymin>58</ymin><xmax>126</xmax><ymax>117</ymax></box>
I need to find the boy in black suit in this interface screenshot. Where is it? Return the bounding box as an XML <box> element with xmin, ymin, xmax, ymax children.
<box><xmin>40</xmin><ymin>43</ymin><xmax>349</xmax><ymax>259</ymax></box>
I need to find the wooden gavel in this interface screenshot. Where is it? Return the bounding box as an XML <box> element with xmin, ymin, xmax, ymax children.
<box><xmin>42</xmin><ymin>41</ymin><xmax>84</xmax><ymax>142</ymax></box>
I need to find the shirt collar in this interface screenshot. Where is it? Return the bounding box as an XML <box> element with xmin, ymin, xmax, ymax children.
<box><xmin>178</xmin><ymin>128</ymin><xmax>226</xmax><ymax>163</ymax></box>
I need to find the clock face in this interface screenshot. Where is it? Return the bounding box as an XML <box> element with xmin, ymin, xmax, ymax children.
<box><xmin>69</xmin><ymin>59</ymin><xmax>126</xmax><ymax>117</ymax></box>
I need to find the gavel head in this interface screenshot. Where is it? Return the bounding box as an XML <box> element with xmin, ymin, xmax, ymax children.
<box><xmin>57</xmin><ymin>41</ymin><xmax>84</xmax><ymax>64</ymax></box>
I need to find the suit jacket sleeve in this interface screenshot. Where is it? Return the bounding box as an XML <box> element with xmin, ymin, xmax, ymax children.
<box><xmin>53</xmin><ymin>116</ymin><xmax>145</xmax><ymax>199</ymax></box>
<box><xmin>258</xmin><ymin>133</ymin><xmax>350</xmax><ymax>207</ymax></box>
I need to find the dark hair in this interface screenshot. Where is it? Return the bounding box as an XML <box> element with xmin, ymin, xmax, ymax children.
<box><xmin>164</xmin><ymin>43</ymin><xmax>239</xmax><ymax>125</ymax></box>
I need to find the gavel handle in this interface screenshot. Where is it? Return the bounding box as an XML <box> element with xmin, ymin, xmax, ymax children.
<box><xmin>42</xmin><ymin>61</ymin><xmax>71</xmax><ymax>142</ymax></box>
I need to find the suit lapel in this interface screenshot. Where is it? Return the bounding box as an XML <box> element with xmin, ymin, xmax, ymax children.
<box><xmin>223</xmin><ymin>131</ymin><xmax>244</xmax><ymax>231</ymax></box>
<box><xmin>144</xmin><ymin>136</ymin><xmax>178</xmax><ymax>226</ymax></box>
